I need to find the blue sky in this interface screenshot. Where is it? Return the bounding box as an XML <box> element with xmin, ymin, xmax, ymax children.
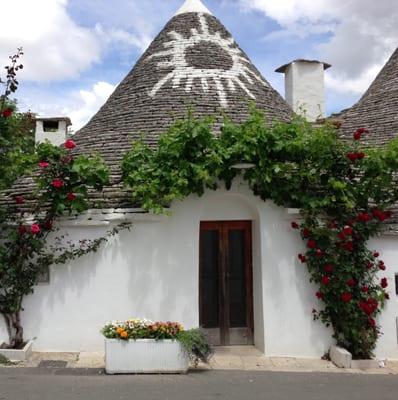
<box><xmin>1</xmin><ymin>0</ymin><xmax>397</xmax><ymax>130</ymax></box>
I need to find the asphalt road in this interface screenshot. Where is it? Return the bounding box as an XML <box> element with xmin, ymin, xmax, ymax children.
<box><xmin>0</xmin><ymin>368</ymin><xmax>397</xmax><ymax>400</ymax></box>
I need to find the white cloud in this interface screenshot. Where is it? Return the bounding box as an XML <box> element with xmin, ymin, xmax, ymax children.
<box><xmin>0</xmin><ymin>0</ymin><xmax>101</xmax><ymax>81</ymax></box>
<box><xmin>0</xmin><ymin>0</ymin><xmax>156</xmax><ymax>83</ymax></box>
<box><xmin>25</xmin><ymin>81</ymin><xmax>116</xmax><ymax>131</ymax></box>
<box><xmin>238</xmin><ymin>0</ymin><xmax>398</xmax><ymax>94</ymax></box>
<box><xmin>68</xmin><ymin>81</ymin><xmax>116</xmax><ymax>131</ymax></box>
<box><xmin>94</xmin><ymin>24</ymin><xmax>152</xmax><ymax>54</ymax></box>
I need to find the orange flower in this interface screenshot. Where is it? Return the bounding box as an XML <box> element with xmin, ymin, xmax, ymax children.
<box><xmin>116</xmin><ymin>327</ymin><xmax>124</xmax><ymax>334</ymax></box>
<box><xmin>120</xmin><ymin>331</ymin><xmax>128</xmax><ymax>339</ymax></box>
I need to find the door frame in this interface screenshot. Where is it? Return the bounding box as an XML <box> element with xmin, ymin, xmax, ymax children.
<box><xmin>199</xmin><ymin>220</ymin><xmax>254</xmax><ymax>345</ymax></box>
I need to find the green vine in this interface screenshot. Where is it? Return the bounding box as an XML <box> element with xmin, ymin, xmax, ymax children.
<box><xmin>122</xmin><ymin>109</ymin><xmax>398</xmax><ymax>359</ymax></box>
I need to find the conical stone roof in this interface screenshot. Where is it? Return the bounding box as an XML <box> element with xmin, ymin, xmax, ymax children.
<box><xmin>338</xmin><ymin>48</ymin><xmax>398</xmax><ymax>146</ymax></box>
<box><xmin>70</xmin><ymin>4</ymin><xmax>291</xmax><ymax>207</ymax></box>
<box><xmin>3</xmin><ymin>1</ymin><xmax>292</xmax><ymax>210</ymax></box>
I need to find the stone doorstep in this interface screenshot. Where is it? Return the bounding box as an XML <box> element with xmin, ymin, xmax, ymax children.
<box><xmin>0</xmin><ymin>341</ymin><xmax>33</xmax><ymax>362</ymax></box>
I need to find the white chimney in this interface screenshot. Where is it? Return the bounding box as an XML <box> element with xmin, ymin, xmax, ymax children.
<box><xmin>35</xmin><ymin>117</ymin><xmax>71</xmax><ymax>146</ymax></box>
<box><xmin>275</xmin><ymin>60</ymin><xmax>331</xmax><ymax>122</ymax></box>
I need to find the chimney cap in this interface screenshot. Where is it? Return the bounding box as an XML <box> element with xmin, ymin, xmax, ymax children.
<box><xmin>275</xmin><ymin>59</ymin><xmax>331</xmax><ymax>74</ymax></box>
<box><xmin>35</xmin><ymin>116</ymin><xmax>72</xmax><ymax>126</ymax></box>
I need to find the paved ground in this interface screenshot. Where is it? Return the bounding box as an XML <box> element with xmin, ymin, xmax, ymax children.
<box><xmin>12</xmin><ymin>346</ymin><xmax>398</xmax><ymax>374</ymax></box>
<box><xmin>0</xmin><ymin>368</ymin><xmax>398</xmax><ymax>400</ymax></box>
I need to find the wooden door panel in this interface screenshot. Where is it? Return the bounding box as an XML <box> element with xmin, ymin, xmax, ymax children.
<box><xmin>199</xmin><ymin>229</ymin><xmax>220</xmax><ymax>329</ymax></box>
<box><xmin>199</xmin><ymin>221</ymin><xmax>253</xmax><ymax>346</ymax></box>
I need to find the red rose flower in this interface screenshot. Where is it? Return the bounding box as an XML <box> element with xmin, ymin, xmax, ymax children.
<box><xmin>341</xmin><ymin>292</ymin><xmax>352</xmax><ymax>302</ymax></box>
<box><xmin>342</xmin><ymin>241</ymin><xmax>354</xmax><ymax>252</ymax></box>
<box><xmin>67</xmin><ymin>192</ymin><xmax>76</xmax><ymax>201</ymax></box>
<box><xmin>2</xmin><ymin>108</ymin><xmax>13</xmax><ymax>118</ymax></box>
<box><xmin>52</xmin><ymin>179</ymin><xmax>64</xmax><ymax>188</ymax></box>
<box><xmin>302</xmin><ymin>228</ymin><xmax>311</xmax><ymax>238</ymax></box>
<box><xmin>307</xmin><ymin>239</ymin><xmax>317</xmax><ymax>249</ymax></box>
<box><xmin>367</xmin><ymin>298</ymin><xmax>378</xmax><ymax>312</ymax></box>
<box><xmin>316</xmin><ymin>249</ymin><xmax>324</xmax><ymax>257</ymax></box>
<box><xmin>346</xmin><ymin>278</ymin><xmax>356</xmax><ymax>287</ymax></box>
<box><xmin>366</xmin><ymin>262</ymin><xmax>373</xmax><ymax>270</ymax></box>
<box><xmin>359</xmin><ymin>301</ymin><xmax>372</xmax><ymax>315</ymax></box>
<box><xmin>323</xmin><ymin>264</ymin><xmax>334</xmax><ymax>274</ymax></box>
<box><xmin>15</xmin><ymin>195</ymin><xmax>24</xmax><ymax>204</ymax></box>
<box><xmin>385</xmin><ymin>211</ymin><xmax>393</xmax><ymax>219</ymax></box>
<box><xmin>353</xmin><ymin>131</ymin><xmax>361</xmax><ymax>141</ymax></box>
<box><xmin>373</xmin><ymin>251</ymin><xmax>380</xmax><ymax>258</ymax></box>
<box><xmin>291</xmin><ymin>221</ymin><xmax>299</xmax><ymax>229</ymax></box>
<box><xmin>354</xmin><ymin>128</ymin><xmax>368</xmax><ymax>140</ymax></box>
<box><xmin>357</xmin><ymin>212</ymin><xmax>371</xmax><ymax>222</ymax></box>
<box><xmin>316</xmin><ymin>291</ymin><xmax>324</xmax><ymax>299</ymax></box>
<box><xmin>44</xmin><ymin>220</ymin><xmax>53</xmax><ymax>230</ymax></box>
<box><xmin>337</xmin><ymin>232</ymin><xmax>346</xmax><ymax>241</ymax></box>
<box><xmin>342</xmin><ymin>226</ymin><xmax>353</xmax><ymax>236</ymax></box>
<box><xmin>30</xmin><ymin>224</ymin><xmax>41</xmax><ymax>235</ymax></box>
<box><xmin>372</xmin><ymin>208</ymin><xmax>387</xmax><ymax>221</ymax></box>
<box><xmin>381</xmin><ymin>278</ymin><xmax>388</xmax><ymax>289</ymax></box>
<box><xmin>64</xmin><ymin>139</ymin><xmax>76</xmax><ymax>149</ymax></box>
<box><xmin>356</xmin><ymin>152</ymin><xmax>365</xmax><ymax>160</ymax></box>
<box><xmin>379</xmin><ymin>261</ymin><xmax>386</xmax><ymax>271</ymax></box>
<box><xmin>298</xmin><ymin>254</ymin><xmax>307</xmax><ymax>263</ymax></box>
<box><xmin>347</xmin><ymin>152</ymin><xmax>358</xmax><ymax>162</ymax></box>
<box><xmin>361</xmin><ymin>286</ymin><xmax>369</xmax><ymax>293</ymax></box>
<box><xmin>328</xmin><ymin>220</ymin><xmax>337</xmax><ymax>229</ymax></box>
<box><xmin>38</xmin><ymin>161</ymin><xmax>49</xmax><ymax>168</ymax></box>
<box><xmin>18</xmin><ymin>225</ymin><xmax>27</xmax><ymax>235</ymax></box>
<box><xmin>321</xmin><ymin>276</ymin><xmax>331</xmax><ymax>285</ymax></box>
<box><xmin>368</xmin><ymin>317</ymin><xmax>376</xmax><ymax>328</ymax></box>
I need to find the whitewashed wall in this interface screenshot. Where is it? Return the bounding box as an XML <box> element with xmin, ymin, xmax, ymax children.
<box><xmin>0</xmin><ymin>179</ymin><xmax>397</xmax><ymax>359</ymax></box>
<box><xmin>370</xmin><ymin>237</ymin><xmax>398</xmax><ymax>360</ymax></box>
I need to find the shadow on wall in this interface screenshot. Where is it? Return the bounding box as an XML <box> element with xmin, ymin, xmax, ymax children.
<box><xmin>20</xmin><ymin>213</ymin><xmax>201</xmax><ymax>351</ymax></box>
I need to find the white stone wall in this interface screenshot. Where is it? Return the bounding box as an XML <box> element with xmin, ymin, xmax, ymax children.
<box><xmin>284</xmin><ymin>62</ymin><xmax>326</xmax><ymax>122</ymax></box>
<box><xmin>0</xmin><ymin>180</ymin><xmax>397</xmax><ymax>359</ymax></box>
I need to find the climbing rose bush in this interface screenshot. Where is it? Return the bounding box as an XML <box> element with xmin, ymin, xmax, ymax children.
<box><xmin>292</xmin><ymin>214</ymin><xmax>389</xmax><ymax>359</ymax></box>
<box><xmin>0</xmin><ymin>138</ymin><xmax>112</xmax><ymax>349</ymax></box>
<box><xmin>122</xmin><ymin>111</ymin><xmax>398</xmax><ymax>359</ymax></box>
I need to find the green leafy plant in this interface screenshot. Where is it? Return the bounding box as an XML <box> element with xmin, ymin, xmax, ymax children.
<box><xmin>176</xmin><ymin>328</ymin><xmax>212</xmax><ymax>366</ymax></box>
<box><xmin>0</xmin><ymin>354</ymin><xmax>13</xmax><ymax>366</ymax></box>
<box><xmin>122</xmin><ymin>110</ymin><xmax>398</xmax><ymax>359</ymax></box>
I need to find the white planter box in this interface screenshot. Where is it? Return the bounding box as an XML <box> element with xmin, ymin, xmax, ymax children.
<box><xmin>105</xmin><ymin>339</ymin><xmax>189</xmax><ymax>374</ymax></box>
<box><xmin>0</xmin><ymin>340</ymin><xmax>33</xmax><ymax>362</ymax></box>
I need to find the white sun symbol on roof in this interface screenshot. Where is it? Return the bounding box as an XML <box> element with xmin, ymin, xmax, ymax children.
<box><xmin>147</xmin><ymin>13</ymin><xmax>268</xmax><ymax>108</ymax></box>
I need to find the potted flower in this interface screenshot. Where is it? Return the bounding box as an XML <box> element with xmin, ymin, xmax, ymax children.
<box><xmin>102</xmin><ymin>318</ymin><xmax>211</xmax><ymax>374</ymax></box>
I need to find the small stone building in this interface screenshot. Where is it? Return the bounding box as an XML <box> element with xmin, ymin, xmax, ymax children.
<box><xmin>1</xmin><ymin>0</ymin><xmax>398</xmax><ymax>359</ymax></box>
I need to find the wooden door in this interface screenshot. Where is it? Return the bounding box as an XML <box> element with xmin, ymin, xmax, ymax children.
<box><xmin>199</xmin><ymin>221</ymin><xmax>253</xmax><ymax>345</ymax></box>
